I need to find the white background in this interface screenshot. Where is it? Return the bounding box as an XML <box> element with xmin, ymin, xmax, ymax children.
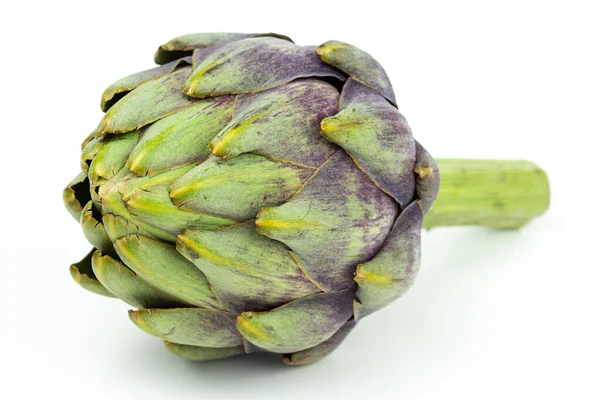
<box><xmin>1</xmin><ymin>1</ymin><xmax>598</xmax><ymax>399</ymax></box>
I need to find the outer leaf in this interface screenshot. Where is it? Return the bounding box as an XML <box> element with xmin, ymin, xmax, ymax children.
<box><xmin>124</xmin><ymin>183</ymin><xmax>237</xmax><ymax>235</ymax></box>
<box><xmin>88</xmin><ymin>130</ymin><xmax>140</xmax><ymax>184</ymax></box>
<box><xmin>317</xmin><ymin>40</ymin><xmax>396</xmax><ymax>105</ymax></box>
<box><xmin>80</xmin><ymin>201</ymin><xmax>113</xmax><ymax>254</ymax></box>
<box><xmin>114</xmin><ymin>234</ymin><xmax>221</xmax><ymax>309</ymax></box>
<box><xmin>94</xmin><ymin>167</ymin><xmax>135</xmax><ymax>214</ymax></box>
<box><xmin>102</xmin><ymin>214</ymin><xmax>141</xmax><ymax>242</ymax></box>
<box><xmin>63</xmin><ymin>172</ymin><xmax>90</xmax><ymax>221</ymax></box>
<box><xmin>129</xmin><ymin>308</ymin><xmax>242</xmax><ymax>347</ymax></box>
<box><xmin>283</xmin><ymin>320</ymin><xmax>356</xmax><ymax>365</ymax></box>
<box><xmin>242</xmin><ymin>338</ymin><xmax>268</xmax><ymax>354</ymax></box>
<box><xmin>69</xmin><ymin>250</ymin><xmax>115</xmax><ymax>298</ymax></box>
<box><xmin>185</xmin><ymin>37</ymin><xmax>346</xmax><ymax>98</ymax></box>
<box><xmin>236</xmin><ymin>289</ymin><xmax>354</xmax><ymax>354</ymax></box>
<box><xmin>176</xmin><ymin>222</ymin><xmax>321</xmax><ymax>313</ymax></box>
<box><xmin>99</xmin><ymin>180</ymin><xmax>177</xmax><ymax>243</ymax></box>
<box><xmin>126</xmin><ymin>96</ymin><xmax>235</xmax><ymax>176</ymax></box>
<box><xmin>256</xmin><ymin>150</ymin><xmax>398</xmax><ymax>290</ymax></box>
<box><xmin>101</xmin><ymin>57</ymin><xmax>192</xmax><ymax>112</ymax></box>
<box><xmin>191</xmin><ymin>47</ymin><xmax>219</xmax><ymax>71</ymax></box>
<box><xmin>118</xmin><ymin>164</ymin><xmax>193</xmax><ymax>197</ymax></box>
<box><xmin>170</xmin><ymin>154</ymin><xmax>313</xmax><ymax>221</ymax></box>
<box><xmin>80</xmin><ymin>136</ymin><xmax>103</xmax><ymax>172</ymax></box>
<box><xmin>354</xmin><ymin>201</ymin><xmax>422</xmax><ymax>320</ymax></box>
<box><xmin>99</xmin><ymin>67</ymin><xmax>197</xmax><ymax>135</ymax></box>
<box><xmin>164</xmin><ymin>342</ymin><xmax>245</xmax><ymax>361</ymax></box>
<box><xmin>154</xmin><ymin>33</ymin><xmax>292</xmax><ymax>65</ymax></box>
<box><xmin>92</xmin><ymin>250</ymin><xmax>188</xmax><ymax>308</ymax></box>
<box><xmin>80</xmin><ymin>130</ymin><xmax>96</xmax><ymax>151</ymax></box>
<box><xmin>414</xmin><ymin>141</ymin><xmax>441</xmax><ymax>213</ymax></box>
<box><xmin>155</xmin><ymin>33</ymin><xmax>249</xmax><ymax>64</ymax></box>
<box><xmin>209</xmin><ymin>79</ymin><xmax>339</xmax><ymax>167</ymax></box>
<box><xmin>321</xmin><ymin>79</ymin><xmax>416</xmax><ymax>206</ymax></box>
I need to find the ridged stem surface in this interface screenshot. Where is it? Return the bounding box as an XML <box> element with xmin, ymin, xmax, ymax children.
<box><xmin>423</xmin><ymin>159</ymin><xmax>550</xmax><ymax>229</ymax></box>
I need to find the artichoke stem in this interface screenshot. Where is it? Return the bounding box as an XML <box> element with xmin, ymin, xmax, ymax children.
<box><xmin>423</xmin><ymin>159</ymin><xmax>550</xmax><ymax>229</ymax></box>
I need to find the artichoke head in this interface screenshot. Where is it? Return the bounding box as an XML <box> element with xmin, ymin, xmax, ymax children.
<box><xmin>63</xmin><ymin>32</ymin><xmax>440</xmax><ymax>365</ymax></box>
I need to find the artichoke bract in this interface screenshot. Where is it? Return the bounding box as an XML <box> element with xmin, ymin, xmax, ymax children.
<box><xmin>64</xmin><ymin>32</ymin><xmax>549</xmax><ymax>365</ymax></box>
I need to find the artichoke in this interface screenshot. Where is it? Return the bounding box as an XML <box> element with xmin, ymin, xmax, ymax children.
<box><xmin>63</xmin><ymin>32</ymin><xmax>550</xmax><ymax>365</ymax></box>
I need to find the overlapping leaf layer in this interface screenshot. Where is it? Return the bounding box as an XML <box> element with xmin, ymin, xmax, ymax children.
<box><xmin>64</xmin><ymin>32</ymin><xmax>440</xmax><ymax>365</ymax></box>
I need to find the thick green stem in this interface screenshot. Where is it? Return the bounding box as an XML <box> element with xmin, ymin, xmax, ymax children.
<box><xmin>422</xmin><ymin>159</ymin><xmax>550</xmax><ymax>229</ymax></box>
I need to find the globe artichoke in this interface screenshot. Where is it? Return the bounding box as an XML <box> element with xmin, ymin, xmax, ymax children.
<box><xmin>63</xmin><ymin>32</ymin><xmax>550</xmax><ymax>365</ymax></box>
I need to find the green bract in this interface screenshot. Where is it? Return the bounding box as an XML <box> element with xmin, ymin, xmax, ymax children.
<box><xmin>64</xmin><ymin>32</ymin><xmax>440</xmax><ymax>365</ymax></box>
